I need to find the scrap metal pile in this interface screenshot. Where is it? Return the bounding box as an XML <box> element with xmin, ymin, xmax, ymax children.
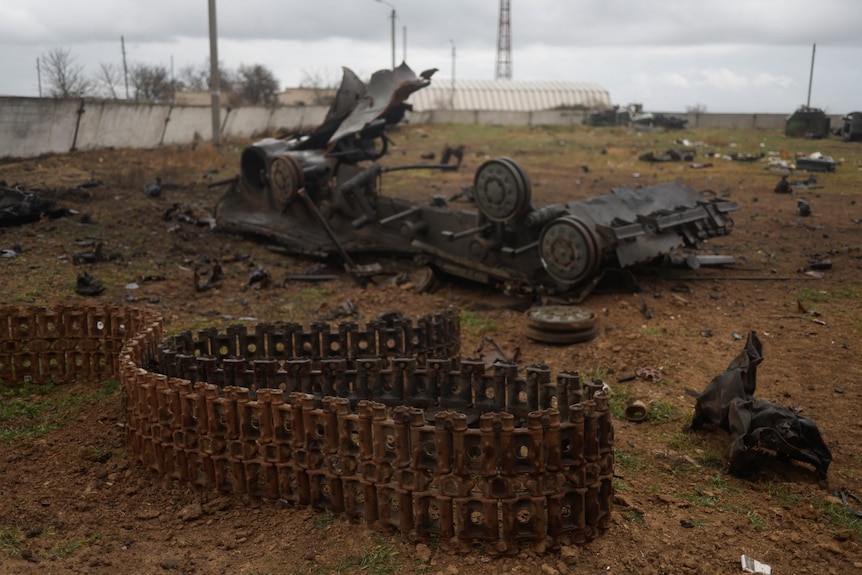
<box><xmin>0</xmin><ymin>305</ymin><xmax>614</xmax><ymax>554</ymax></box>
<box><xmin>215</xmin><ymin>64</ymin><xmax>738</xmax><ymax>296</ymax></box>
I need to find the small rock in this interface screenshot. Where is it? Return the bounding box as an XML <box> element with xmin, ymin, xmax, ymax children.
<box><xmin>560</xmin><ymin>545</ymin><xmax>580</xmax><ymax>563</ymax></box>
<box><xmin>160</xmin><ymin>558</ymin><xmax>180</xmax><ymax>570</ymax></box>
<box><xmin>135</xmin><ymin>508</ymin><xmax>161</xmax><ymax>520</ymax></box>
<box><xmin>178</xmin><ymin>502</ymin><xmax>202</xmax><ymax>521</ymax></box>
<box><xmin>415</xmin><ymin>543</ymin><xmax>432</xmax><ymax>563</ymax></box>
<box><xmin>818</xmin><ymin>540</ymin><xmax>844</xmax><ymax>555</ymax></box>
<box><xmin>541</xmin><ymin>564</ymin><xmax>560</xmax><ymax>575</ymax></box>
<box><xmin>444</xmin><ymin>565</ymin><xmax>460</xmax><ymax>575</ymax></box>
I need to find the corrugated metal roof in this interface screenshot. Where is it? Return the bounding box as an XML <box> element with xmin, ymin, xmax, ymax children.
<box><xmin>408</xmin><ymin>79</ymin><xmax>611</xmax><ymax>112</ymax></box>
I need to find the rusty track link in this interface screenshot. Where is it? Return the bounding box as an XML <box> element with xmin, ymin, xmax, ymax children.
<box><xmin>0</xmin><ymin>305</ymin><xmax>614</xmax><ymax>555</ymax></box>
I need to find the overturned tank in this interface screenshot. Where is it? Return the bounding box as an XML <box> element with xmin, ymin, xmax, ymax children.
<box><xmin>215</xmin><ymin>64</ymin><xmax>738</xmax><ymax>295</ymax></box>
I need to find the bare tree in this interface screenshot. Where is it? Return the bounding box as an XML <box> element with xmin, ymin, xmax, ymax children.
<box><xmin>236</xmin><ymin>64</ymin><xmax>279</xmax><ymax>105</ymax></box>
<box><xmin>94</xmin><ymin>63</ymin><xmax>122</xmax><ymax>99</ymax></box>
<box><xmin>41</xmin><ymin>47</ymin><xmax>90</xmax><ymax>98</ymax></box>
<box><xmin>176</xmin><ymin>60</ymin><xmax>238</xmax><ymax>104</ymax></box>
<box><xmin>178</xmin><ymin>63</ymin><xmax>208</xmax><ymax>91</ymax></box>
<box><xmin>130</xmin><ymin>63</ymin><xmax>173</xmax><ymax>102</ymax></box>
<box><xmin>299</xmin><ymin>68</ymin><xmax>339</xmax><ymax>105</ymax></box>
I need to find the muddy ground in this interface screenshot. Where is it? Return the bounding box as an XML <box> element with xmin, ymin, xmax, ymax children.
<box><xmin>1</xmin><ymin>123</ymin><xmax>861</xmax><ymax>574</ymax></box>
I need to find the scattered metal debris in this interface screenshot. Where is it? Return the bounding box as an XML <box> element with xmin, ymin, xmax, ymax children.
<box><xmin>164</xmin><ymin>203</ymin><xmax>214</xmax><ymax>226</ymax></box>
<box><xmin>248</xmin><ymin>266</ymin><xmax>272</xmax><ymax>289</ymax></box>
<box><xmin>638</xmin><ymin>149</ymin><xmax>696</xmax><ymax>163</ymax></box>
<box><xmin>72</xmin><ymin>241</ymin><xmax>121</xmax><ymax>265</ymax></box>
<box><xmin>194</xmin><ymin>261</ymin><xmax>224</xmax><ymax>292</ymax></box>
<box><xmin>475</xmin><ymin>335</ymin><xmax>521</xmax><ymax>369</ymax></box>
<box><xmin>143</xmin><ymin>177</ymin><xmax>163</xmax><ymax>197</ymax></box>
<box><xmin>691</xmin><ymin>331</ymin><xmax>832</xmax><ymax>478</ymax></box>
<box><xmin>741</xmin><ymin>554</ymin><xmax>771</xmax><ymax>575</ymax></box>
<box><xmin>635</xmin><ymin>367</ymin><xmax>662</xmax><ymax>383</ymax></box>
<box><xmin>775</xmin><ymin>174</ymin><xmax>822</xmax><ymax>193</ymax></box>
<box><xmin>796</xmin><ymin>152</ymin><xmax>836</xmax><ymax>172</ymax></box>
<box><xmin>625</xmin><ymin>400</ymin><xmax>649</xmax><ymax>422</ymax></box>
<box><xmin>1</xmin><ymin>244</ymin><xmax>21</xmax><ymax>258</ymax></box>
<box><xmin>75</xmin><ymin>272</ymin><xmax>105</xmax><ymax>296</ymax></box>
<box><xmin>1</xmin><ymin>185</ymin><xmax>67</xmax><ymax>227</ymax></box>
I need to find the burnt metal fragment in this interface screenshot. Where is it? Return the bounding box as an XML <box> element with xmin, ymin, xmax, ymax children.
<box><xmin>691</xmin><ymin>331</ymin><xmax>832</xmax><ymax>478</ymax></box>
<box><xmin>215</xmin><ymin>64</ymin><xmax>737</xmax><ymax>297</ymax></box>
<box><xmin>1</xmin><ymin>186</ymin><xmax>66</xmax><ymax>227</ymax></box>
<box><xmin>75</xmin><ymin>272</ymin><xmax>105</xmax><ymax>296</ymax></box>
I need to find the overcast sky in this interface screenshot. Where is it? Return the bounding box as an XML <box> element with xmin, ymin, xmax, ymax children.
<box><xmin>1</xmin><ymin>0</ymin><xmax>860</xmax><ymax>113</ymax></box>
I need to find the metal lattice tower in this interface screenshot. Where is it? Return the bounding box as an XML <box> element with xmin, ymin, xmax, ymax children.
<box><xmin>495</xmin><ymin>0</ymin><xmax>512</xmax><ymax>79</ymax></box>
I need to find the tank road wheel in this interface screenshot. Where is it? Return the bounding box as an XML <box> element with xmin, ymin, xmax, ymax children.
<box><xmin>525</xmin><ymin>305</ymin><xmax>597</xmax><ymax>332</ymax></box>
<box><xmin>538</xmin><ymin>216</ymin><xmax>602</xmax><ymax>286</ymax></box>
<box><xmin>473</xmin><ymin>158</ymin><xmax>531</xmax><ymax>222</ymax></box>
<box><xmin>269</xmin><ymin>155</ymin><xmax>305</xmax><ymax>211</ymax></box>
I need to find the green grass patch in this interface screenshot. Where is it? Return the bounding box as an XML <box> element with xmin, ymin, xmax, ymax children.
<box><xmin>814</xmin><ymin>498</ymin><xmax>862</xmax><ymax>536</ymax></box>
<box><xmin>607</xmin><ymin>384</ymin><xmax>629</xmax><ymax>420</ymax></box>
<box><xmin>640</xmin><ymin>325</ymin><xmax>665</xmax><ymax>336</ymax></box>
<box><xmin>48</xmin><ymin>534</ymin><xmax>99</xmax><ymax>559</ymax></box>
<box><xmin>0</xmin><ymin>526</ymin><xmax>24</xmax><ymax>557</ymax></box>
<box><xmin>0</xmin><ymin>379</ymin><xmax>120</xmax><ymax>443</ymax></box>
<box><xmin>459</xmin><ymin>310</ymin><xmax>498</xmax><ymax>337</ymax></box>
<box><xmin>333</xmin><ymin>540</ymin><xmax>400</xmax><ymax>575</ymax></box>
<box><xmin>313</xmin><ymin>511</ymin><xmax>335</xmax><ymax>531</ymax></box>
<box><xmin>615</xmin><ymin>449</ymin><xmax>649</xmax><ymax>472</ymax></box>
<box><xmin>682</xmin><ymin>487</ymin><xmax>719</xmax><ymax>509</ymax></box>
<box><xmin>760</xmin><ymin>482</ymin><xmax>800</xmax><ymax>506</ymax></box>
<box><xmin>647</xmin><ymin>400</ymin><xmax>678</xmax><ymax>424</ymax></box>
<box><xmin>798</xmin><ymin>287</ymin><xmax>829</xmax><ymax>303</ymax></box>
<box><xmin>622</xmin><ymin>509</ymin><xmax>645</xmax><ymax>523</ymax></box>
<box><xmin>358</xmin><ymin>543</ymin><xmax>399</xmax><ymax>575</ymax></box>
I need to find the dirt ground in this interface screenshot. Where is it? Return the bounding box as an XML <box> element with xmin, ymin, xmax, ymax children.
<box><xmin>1</xmin><ymin>122</ymin><xmax>861</xmax><ymax>575</ymax></box>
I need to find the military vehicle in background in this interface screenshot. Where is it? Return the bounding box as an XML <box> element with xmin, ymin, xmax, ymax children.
<box><xmin>785</xmin><ymin>106</ymin><xmax>831</xmax><ymax>139</ymax></box>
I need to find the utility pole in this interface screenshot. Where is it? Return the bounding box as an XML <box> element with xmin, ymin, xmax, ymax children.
<box><xmin>121</xmin><ymin>36</ymin><xmax>129</xmax><ymax>99</ymax></box>
<box><xmin>806</xmin><ymin>43</ymin><xmax>816</xmax><ymax>108</ymax></box>
<box><xmin>449</xmin><ymin>40</ymin><xmax>456</xmax><ymax>109</ymax></box>
<box><xmin>36</xmin><ymin>58</ymin><xmax>42</xmax><ymax>97</ymax></box>
<box><xmin>374</xmin><ymin>0</ymin><xmax>397</xmax><ymax>69</ymax></box>
<box><xmin>403</xmin><ymin>25</ymin><xmax>407</xmax><ymax>63</ymax></box>
<box><xmin>208</xmin><ymin>0</ymin><xmax>221</xmax><ymax>146</ymax></box>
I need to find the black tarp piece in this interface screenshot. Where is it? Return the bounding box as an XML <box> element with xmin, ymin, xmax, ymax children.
<box><xmin>691</xmin><ymin>332</ymin><xmax>832</xmax><ymax>478</ymax></box>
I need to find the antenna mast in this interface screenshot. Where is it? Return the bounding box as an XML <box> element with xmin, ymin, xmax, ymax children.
<box><xmin>495</xmin><ymin>0</ymin><xmax>512</xmax><ymax>79</ymax></box>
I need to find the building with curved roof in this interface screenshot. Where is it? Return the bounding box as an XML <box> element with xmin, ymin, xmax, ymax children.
<box><xmin>408</xmin><ymin>79</ymin><xmax>611</xmax><ymax>112</ymax></box>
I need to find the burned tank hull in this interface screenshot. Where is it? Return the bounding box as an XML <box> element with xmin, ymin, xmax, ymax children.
<box><xmin>215</xmin><ymin>64</ymin><xmax>737</xmax><ymax>295</ymax></box>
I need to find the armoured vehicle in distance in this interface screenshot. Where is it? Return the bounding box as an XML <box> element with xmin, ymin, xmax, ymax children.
<box><xmin>785</xmin><ymin>106</ymin><xmax>831</xmax><ymax>139</ymax></box>
<box><xmin>215</xmin><ymin>64</ymin><xmax>738</xmax><ymax>296</ymax></box>
<box><xmin>839</xmin><ymin>111</ymin><xmax>862</xmax><ymax>142</ymax></box>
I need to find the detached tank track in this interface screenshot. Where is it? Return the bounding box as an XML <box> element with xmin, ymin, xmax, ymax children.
<box><xmin>0</xmin><ymin>305</ymin><xmax>614</xmax><ymax>555</ymax></box>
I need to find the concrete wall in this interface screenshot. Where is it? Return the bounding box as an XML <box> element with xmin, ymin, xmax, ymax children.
<box><xmin>0</xmin><ymin>97</ymin><xmax>332</xmax><ymax>159</ymax></box>
<box><xmin>0</xmin><ymin>95</ymin><xmax>849</xmax><ymax>160</ymax></box>
<box><xmin>74</xmin><ymin>101</ymin><xmax>169</xmax><ymax>150</ymax></box>
<box><xmin>161</xmin><ymin>105</ymin><xmax>215</xmax><ymax>145</ymax></box>
<box><xmin>0</xmin><ymin>97</ymin><xmax>80</xmax><ymax>157</ymax></box>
